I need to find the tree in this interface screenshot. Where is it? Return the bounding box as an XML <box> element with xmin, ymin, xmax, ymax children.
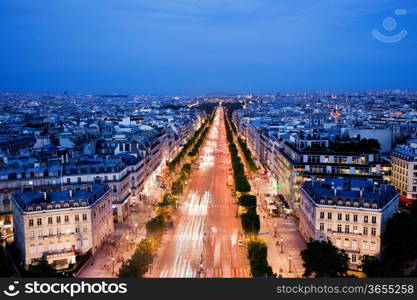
<box><xmin>238</xmin><ymin>195</ymin><xmax>257</xmax><ymax>207</ymax></box>
<box><xmin>118</xmin><ymin>239</ymin><xmax>154</xmax><ymax>278</ymax></box>
<box><xmin>146</xmin><ymin>215</ymin><xmax>166</xmax><ymax>234</ymax></box>
<box><xmin>300</xmin><ymin>239</ymin><xmax>349</xmax><ymax>277</ymax></box>
<box><xmin>247</xmin><ymin>238</ymin><xmax>275</xmax><ymax>277</ymax></box>
<box><xmin>27</xmin><ymin>256</ymin><xmax>57</xmax><ymax>277</ymax></box>
<box><xmin>240</xmin><ymin>208</ymin><xmax>260</xmax><ymax>234</ymax></box>
<box><xmin>0</xmin><ymin>245</ymin><xmax>13</xmax><ymax>278</ymax></box>
<box><xmin>382</xmin><ymin>212</ymin><xmax>417</xmax><ymax>264</ymax></box>
<box><xmin>360</xmin><ymin>255</ymin><xmax>401</xmax><ymax>277</ymax></box>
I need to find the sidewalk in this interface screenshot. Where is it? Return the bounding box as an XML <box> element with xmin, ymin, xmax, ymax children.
<box><xmin>77</xmin><ymin>202</ymin><xmax>156</xmax><ymax>278</ymax></box>
<box><xmin>249</xmin><ymin>171</ymin><xmax>306</xmax><ymax>277</ymax></box>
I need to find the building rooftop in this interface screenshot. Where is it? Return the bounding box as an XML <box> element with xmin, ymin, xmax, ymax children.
<box><xmin>302</xmin><ymin>178</ymin><xmax>398</xmax><ymax>209</ymax></box>
<box><xmin>12</xmin><ymin>183</ymin><xmax>110</xmax><ymax>212</ymax></box>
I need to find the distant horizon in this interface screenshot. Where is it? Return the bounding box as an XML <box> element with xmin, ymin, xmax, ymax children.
<box><xmin>0</xmin><ymin>88</ymin><xmax>415</xmax><ymax>97</ymax></box>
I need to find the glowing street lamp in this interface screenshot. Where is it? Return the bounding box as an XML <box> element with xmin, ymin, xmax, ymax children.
<box><xmin>289</xmin><ymin>255</ymin><xmax>292</xmax><ymax>273</ymax></box>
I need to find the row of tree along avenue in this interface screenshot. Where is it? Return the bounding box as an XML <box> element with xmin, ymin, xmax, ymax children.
<box><xmin>224</xmin><ymin>111</ymin><xmax>274</xmax><ymax>277</ymax></box>
<box><xmin>118</xmin><ymin>111</ymin><xmax>215</xmax><ymax>277</ymax></box>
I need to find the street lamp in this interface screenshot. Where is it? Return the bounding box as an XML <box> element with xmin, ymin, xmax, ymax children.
<box><xmin>274</xmin><ymin>224</ymin><xmax>277</xmax><ymax>238</ymax></box>
<box><xmin>126</xmin><ymin>235</ymin><xmax>129</xmax><ymax>250</ymax></box>
<box><xmin>289</xmin><ymin>255</ymin><xmax>292</xmax><ymax>273</ymax></box>
<box><xmin>280</xmin><ymin>237</ymin><xmax>283</xmax><ymax>254</ymax></box>
<box><xmin>148</xmin><ymin>205</ymin><xmax>151</xmax><ymax>218</ymax></box>
<box><xmin>111</xmin><ymin>257</ymin><xmax>115</xmax><ymax>275</ymax></box>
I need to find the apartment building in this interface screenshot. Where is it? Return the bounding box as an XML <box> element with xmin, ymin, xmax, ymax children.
<box><xmin>391</xmin><ymin>139</ymin><xmax>417</xmax><ymax>205</ymax></box>
<box><xmin>299</xmin><ymin>178</ymin><xmax>398</xmax><ymax>266</ymax></box>
<box><xmin>12</xmin><ymin>184</ymin><xmax>113</xmax><ymax>269</ymax></box>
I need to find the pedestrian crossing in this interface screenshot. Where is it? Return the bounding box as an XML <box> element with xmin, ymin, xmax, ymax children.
<box><xmin>205</xmin><ymin>267</ymin><xmax>250</xmax><ymax>278</ymax></box>
<box><xmin>209</xmin><ymin>204</ymin><xmax>232</xmax><ymax>209</ymax></box>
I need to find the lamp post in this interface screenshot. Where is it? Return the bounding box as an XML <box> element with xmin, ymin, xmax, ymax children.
<box><xmin>274</xmin><ymin>224</ymin><xmax>277</xmax><ymax>238</ymax></box>
<box><xmin>126</xmin><ymin>235</ymin><xmax>129</xmax><ymax>251</ymax></box>
<box><xmin>289</xmin><ymin>255</ymin><xmax>292</xmax><ymax>274</ymax></box>
<box><xmin>280</xmin><ymin>237</ymin><xmax>283</xmax><ymax>254</ymax></box>
<box><xmin>111</xmin><ymin>257</ymin><xmax>115</xmax><ymax>275</ymax></box>
<box><xmin>148</xmin><ymin>205</ymin><xmax>151</xmax><ymax>218</ymax></box>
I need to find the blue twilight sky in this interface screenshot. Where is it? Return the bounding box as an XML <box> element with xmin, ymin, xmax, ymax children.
<box><xmin>0</xmin><ymin>0</ymin><xmax>416</xmax><ymax>95</ymax></box>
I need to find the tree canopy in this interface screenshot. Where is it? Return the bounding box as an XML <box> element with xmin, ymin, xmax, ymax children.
<box><xmin>300</xmin><ymin>239</ymin><xmax>349</xmax><ymax>277</ymax></box>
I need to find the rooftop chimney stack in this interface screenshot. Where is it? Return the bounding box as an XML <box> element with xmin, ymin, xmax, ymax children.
<box><xmin>43</xmin><ymin>192</ymin><xmax>47</xmax><ymax>200</ymax></box>
<box><xmin>69</xmin><ymin>189</ymin><xmax>73</xmax><ymax>198</ymax></box>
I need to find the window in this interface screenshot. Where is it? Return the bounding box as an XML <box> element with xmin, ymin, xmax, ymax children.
<box><xmin>320</xmin><ymin>212</ymin><xmax>324</xmax><ymax>219</ymax></box>
<box><xmin>67</xmin><ymin>178</ymin><xmax>71</xmax><ymax>184</ymax></box>
<box><xmin>49</xmin><ymin>229</ymin><xmax>53</xmax><ymax>236</ymax></box>
<box><xmin>37</xmin><ymin>218</ymin><xmax>42</xmax><ymax>226</ymax></box>
<box><xmin>353</xmin><ymin>214</ymin><xmax>358</xmax><ymax>222</ymax></box>
<box><xmin>364</xmin><ymin>216</ymin><xmax>368</xmax><ymax>223</ymax></box>
<box><xmin>337</xmin><ymin>213</ymin><xmax>342</xmax><ymax>221</ymax></box>
<box><xmin>363</xmin><ymin>227</ymin><xmax>368</xmax><ymax>235</ymax></box>
<box><xmin>345</xmin><ymin>225</ymin><xmax>349</xmax><ymax>233</ymax></box>
<box><xmin>352</xmin><ymin>254</ymin><xmax>357</xmax><ymax>263</ymax></box>
<box><xmin>30</xmin><ymin>231</ymin><xmax>35</xmax><ymax>240</ymax></box>
<box><xmin>56</xmin><ymin>216</ymin><xmax>61</xmax><ymax>223</ymax></box>
<box><xmin>370</xmin><ymin>241</ymin><xmax>376</xmax><ymax>250</ymax></box>
<box><xmin>48</xmin><ymin>217</ymin><xmax>53</xmax><ymax>224</ymax></box>
<box><xmin>29</xmin><ymin>219</ymin><xmax>34</xmax><ymax>227</ymax></box>
<box><xmin>75</xmin><ymin>214</ymin><xmax>79</xmax><ymax>222</ymax></box>
<box><xmin>327</xmin><ymin>212</ymin><xmax>332</xmax><ymax>220</ymax></box>
<box><xmin>371</xmin><ymin>227</ymin><xmax>376</xmax><ymax>236</ymax></box>
<box><xmin>337</xmin><ymin>224</ymin><xmax>342</xmax><ymax>233</ymax></box>
<box><xmin>83</xmin><ymin>227</ymin><xmax>88</xmax><ymax>233</ymax></box>
<box><xmin>64</xmin><ymin>215</ymin><xmax>69</xmax><ymax>223</ymax></box>
<box><xmin>78</xmin><ymin>177</ymin><xmax>82</xmax><ymax>183</ymax></box>
<box><xmin>345</xmin><ymin>214</ymin><xmax>350</xmax><ymax>221</ymax></box>
<box><xmin>82</xmin><ymin>214</ymin><xmax>87</xmax><ymax>221</ymax></box>
<box><xmin>371</xmin><ymin>216</ymin><xmax>377</xmax><ymax>224</ymax></box>
<box><xmin>362</xmin><ymin>240</ymin><xmax>368</xmax><ymax>249</ymax></box>
<box><xmin>75</xmin><ymin>227</ymin><xmax>80</xmax><ymax>233</ymax></box>
<box><xmin>319</xmin><ymin>223</ymin><xmax>324</xmax><ymax>231</ymax></box>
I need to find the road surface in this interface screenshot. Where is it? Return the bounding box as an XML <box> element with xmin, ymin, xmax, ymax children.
<box><xmin>150</xmin><ymin>107</ymin><xmax>250</xmax><ymax>278</ymax></box>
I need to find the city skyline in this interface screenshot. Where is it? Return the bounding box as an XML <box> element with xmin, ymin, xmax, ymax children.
<box><xmin>1</xmin><ymin>0</ymin><xmax>417</xmax><ymax>94</ymax></box>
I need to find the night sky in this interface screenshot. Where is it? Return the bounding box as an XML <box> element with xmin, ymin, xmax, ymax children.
<box><xmin>1</xmin><ymin>0</ymin><xmax>416</xmax><ymax>94</ymax></box>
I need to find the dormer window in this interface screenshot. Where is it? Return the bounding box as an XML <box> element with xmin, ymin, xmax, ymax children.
<box><xmin>28</xmin><ymin>207</ymin><xmax>33</xmax><ymax>211</ymax></box>
<box><xmin>35</xmin><ymin>206</ymin><xmax>41</xmax><ymax>211</ymax></box>
<box><xmin>55</xmin><ymin>204</ymin><xmax>60</xmax><ymax>209</ymax></box>
<box><xmin>372</xmin><ymin>204</ymin><xmax>378</xmax><ymax>209</ymax></box>
<box><xmin>327</xmin><ymin>200</ymin><xmax>333</xmax><ymax>205</ymax></box>
<box><xmin>47</xmin><ymin>205</ymin><xmax>52</xmax><ymax>210</ymax></box>
<box><xmin>338</xmin><ymin>201</ymin><xmax>343</xmax><ymax>206</ymax></box>
<box><xmin>345</xmin><ymin>201</ymin><xmax>351</xmax><ymax>207</ymax></box>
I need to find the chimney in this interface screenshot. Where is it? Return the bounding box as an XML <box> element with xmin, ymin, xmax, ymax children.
<box><xmin>333</xmin><ymin>188</ymin><xmax>337</xmax><ymax>196</ymax></box>
<box><xmin>359</xmin><ymin>189</ymin><xmax>363</xmax><ymax>198</ymax></box>
<box><xmin>43</xmin><ymin>192</ymin><xmax>47</xmax><ymax>200</ymax></box>
<box><xmin>69</xmin><ymin>189</ymin><xmax>73</xmax><ymax>198</ymax></box>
